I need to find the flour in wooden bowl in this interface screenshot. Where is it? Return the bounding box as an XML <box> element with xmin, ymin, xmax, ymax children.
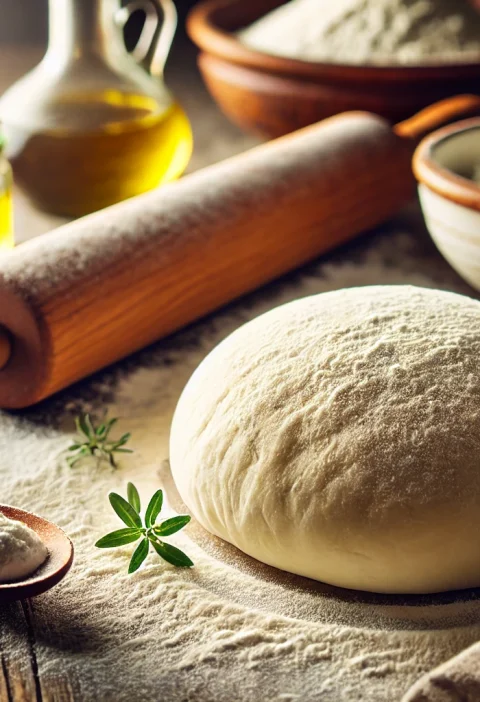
<box><xmin>238</xmin><ymin>0</ymin><xmax>480</xmax><ymax>65</ymax></box>
<box><xmin>0</xmin><ymin>512</ymin><xmax>47</xmax><ymax>582</ymax></box>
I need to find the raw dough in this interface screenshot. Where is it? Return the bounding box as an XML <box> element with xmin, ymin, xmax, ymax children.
<box><xmin>170</xmin><ymin>286</ymin><xmax>480</xmax><ymax>594</ymax></box>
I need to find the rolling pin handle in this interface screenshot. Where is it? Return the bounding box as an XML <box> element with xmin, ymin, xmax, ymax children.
<box><xmin>0</xmin><ymin>327</ymin><xmax>12</xmax><ymax>371</ymax></box>
<box><xmin>395</xmin><ymin>95</ymin><xmax>480</xmax><ymax>142</ymax></box>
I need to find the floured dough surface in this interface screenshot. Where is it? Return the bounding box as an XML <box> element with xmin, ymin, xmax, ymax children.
<box><xmin>170</xmin><ymin>286</ymin><xmax>480</xmax><ymax>594</ymax></box>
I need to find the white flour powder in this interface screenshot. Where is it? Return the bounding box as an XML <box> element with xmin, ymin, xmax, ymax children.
<box><xmin>238</xmin><ymin>0</ymin><xmax>480</xmax><ymax>65</ymax></box>
<box><xmin>0</xmin><ymin>513</ymin><xmax>48</xmax><ymax>582</ymax></box>
<box><xmin>1</xmin><ymin>223</ymin><xmax>480</xmax><ymax>701</ymax></box>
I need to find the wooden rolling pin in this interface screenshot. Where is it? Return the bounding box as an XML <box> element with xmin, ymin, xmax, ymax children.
<box><xmin>0</xmin><ymin>95</ymin><xmax>479</xmax><ymax>409</ymax></box>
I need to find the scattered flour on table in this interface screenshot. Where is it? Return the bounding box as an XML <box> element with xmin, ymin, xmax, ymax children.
<box><xmin>238</xmin><ymin>0</ymin><xmax>480</xmax><ymax>65</ymax></box>
<box><xmin>1</xmin><ymin>227</ymin><xmax>480</xmax><ymax>701</ymax></box>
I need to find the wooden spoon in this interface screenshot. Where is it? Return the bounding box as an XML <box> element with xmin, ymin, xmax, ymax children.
<box><xmin>0</xmin><ymin>505</ymin><xmax>74</xmax><ymax>603</ymax></box>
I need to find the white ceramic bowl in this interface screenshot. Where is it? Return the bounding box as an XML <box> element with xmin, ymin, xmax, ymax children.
<box><xmin>414</xmin><ymin>118</ymin><xmax>480</xmax><ymax>291</ymax></box>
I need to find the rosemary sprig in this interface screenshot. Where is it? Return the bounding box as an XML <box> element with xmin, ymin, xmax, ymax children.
<box><xmin>95</xmin><ymin>483</ymin><xmax>193</xmax><ymax>573</ymax></box>
<box><xmin>67</xmin><ymin>413</ymin><xmax>133</xmax><ymax>468</ymax></box>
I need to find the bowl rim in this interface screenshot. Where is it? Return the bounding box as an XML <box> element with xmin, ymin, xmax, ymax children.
<box><xmin>413</xmin><ymin>118</ymin><xmax>480</xmax><ymax>212</ymax></box>
<box><xmin>187</xmin><ymin>0</ymin><xmax>480</xmax><ymax>81</ymax></box>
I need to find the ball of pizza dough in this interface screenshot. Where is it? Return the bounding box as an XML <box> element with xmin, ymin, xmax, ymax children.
<box><xmin>170</xmin><ymin>286</ymin><xmax>480</xmax><ymax>594</ymax></box>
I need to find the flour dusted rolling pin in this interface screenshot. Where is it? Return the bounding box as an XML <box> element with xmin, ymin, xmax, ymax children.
<box><xmin>0</xmin><ymin>95</ymin><xmax>479</xmax><ymax>409</ymax></box>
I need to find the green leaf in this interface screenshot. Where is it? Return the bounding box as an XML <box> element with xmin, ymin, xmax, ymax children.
<box><xmin>113</xmin><ymin>433</ymin><xmax>131</xmax><ymax>448</ymax></box>
<box><xmin>67</xmin><ymin>447</ymin><xmax>90</xmax><ymax>466</ymax></box>
<box><xmin>76</xmin><ymin>414</ymin><xmax>91</xmax><ymax>439</ymax></box>
<box><xmin>127</xmin><ymin>483</ymin><xmax>141</xmax><ymax>513</ymax></box>
<box><xmin>68</xmin><ymin>414</ymin><xmax>133</xmax><ymax>470</ymax></box>
<box><xmin>150</xmin><ymin>538</ymin><xmax>193</xmax><ymax>567</ymax></box>
<box><xmin>145</xmin><ymin>489</ymin><xmax>163</xmax><ymax>528</ymax></box>
<box><xmin>95</xmin><ymin>528</ymin><xmax>142</xmax><ymax>548</ymax></box>
<box><xmin>84</xmin><ymin>413</ymin><xmax>96</xmax><ymax>437</ymax></box>
<box><xmin>109</xmin><ymin>492</ymin><xmax>142</xmax><ymax>528</ymax></box>
<box><xmin>128</xmin><ymin>538</ymin><xmax>149</xmax><ymax>574</ymax></box>
<box><xmin>103</xmin><ymin>418</ymin><xmax>118</xmax><ymax>440</ymax></box>
<box><xmin>153</xmin><ymin>515</ymin><xmax>191</xmax><ymax>537</ymax></box>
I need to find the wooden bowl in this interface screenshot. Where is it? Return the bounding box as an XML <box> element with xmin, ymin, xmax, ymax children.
<box><xmin>0</xmin><ymin>505</ymin><xmax>74</xmax><ymax>603</ymax></box>
<box><xmin>188</xmin><ymin>0</ymin><xmax>480</xmax><ymax>138</ymax></box>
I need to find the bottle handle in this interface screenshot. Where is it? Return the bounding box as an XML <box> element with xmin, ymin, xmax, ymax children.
<box><xmin>117</xmin><ymin>0</ymin><xmax>177</xmax><ymax>77</ymax></box>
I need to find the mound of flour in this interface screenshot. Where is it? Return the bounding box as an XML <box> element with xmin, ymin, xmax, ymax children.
<box><xmin>238</xmin><ymin>0</ymin><xmax>480</xmax><ymax>65</ymax></box>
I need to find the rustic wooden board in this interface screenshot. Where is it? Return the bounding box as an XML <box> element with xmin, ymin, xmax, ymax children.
<box><xmin>0</xmin><ymin>602</ymin><xmax>40</xmax><ymax>701</ymax></box>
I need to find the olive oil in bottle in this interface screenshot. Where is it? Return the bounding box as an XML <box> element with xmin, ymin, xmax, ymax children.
<box><xmin>0</xmin><ymin>0</ymin><xmax>192</xmax><ymax>218</ymax></box>
<box><xmin>5</xmin><ymin>91</ymin><xmax>192</xmax><ymax>218</ymax></box>
<box><xmin>0</xmin><ymin>134</ymin><xmax>13</xmax><ymax>249</ymax></box>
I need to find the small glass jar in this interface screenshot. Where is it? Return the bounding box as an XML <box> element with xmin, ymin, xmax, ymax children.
<box><xmin>0</xmin><ymin>132</ymin><xmax>13</xmax><ymax>250</ymax></box>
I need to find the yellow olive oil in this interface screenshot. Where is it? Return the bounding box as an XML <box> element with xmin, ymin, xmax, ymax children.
<box><xmin>6</xmin><ymin>91</ymin><xmax>192</xmax><ymax>217</ymax></box>
<box><xmin>0</xmin><ymin>190</ymin><xmax>13</xmax><ymax>249</ymax></box>
<box><xmin>0</xmin><ymin>153</ymin><xmax>13</xmax><ymax>250</ymax></box>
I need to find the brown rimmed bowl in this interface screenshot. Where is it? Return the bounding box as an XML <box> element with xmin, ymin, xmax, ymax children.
<box><xmin>414</xmin><ymin>117</ymin><xmax>480</xmax><ymax>291</ymax></box>
<box><xmin>187</xmin><ymin>0</ymin><xmax>480</xmax><ymax>138</ymax></box>
<box><xmin>0</xmin><ymin>505</ymin><xmax>74</xmax><ymax>603</ymax></box>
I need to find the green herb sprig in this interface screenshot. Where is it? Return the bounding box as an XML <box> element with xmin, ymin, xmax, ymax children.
<box><xmin>67</xmin><ymin>413</ymin><xmax>132</xmax><ymax>468</ymax></box>
<box><xmin>96</xmin><ymin>483</ymin><xmax>193</xmax><ymax>573</ymax></box>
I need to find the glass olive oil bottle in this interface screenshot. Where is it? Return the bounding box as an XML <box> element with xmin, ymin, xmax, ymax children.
<box><xmin>0</xmin><ymin>0</ymin><xmax>192</xmax><ymax>217</ymax></box>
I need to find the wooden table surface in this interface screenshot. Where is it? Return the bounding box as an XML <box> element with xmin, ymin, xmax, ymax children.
<box><xmin>0</xmin><ymin>40</ymin><xmax>258</xmax><ymax>702</ymax></box>
<box><xmin>1</xmin><ymin>41</ymin><xmax>476</xmax><ymax>702</ymax></box>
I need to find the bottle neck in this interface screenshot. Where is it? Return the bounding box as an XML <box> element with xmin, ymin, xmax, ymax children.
<box><xmin>47</xmin><ymin>0</ymin><xmax>121</xmax><ymax>62</ymax></box>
